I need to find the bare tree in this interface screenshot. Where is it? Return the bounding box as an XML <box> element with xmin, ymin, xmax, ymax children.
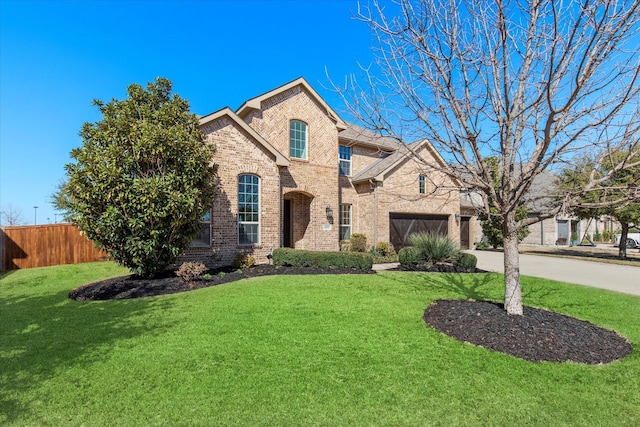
<box><xmin>0</xmin><ymin>204</ymin><xmax>27</xmax><ymax>226</ymax></box>
<box><xmin>334</xmin><ymin>0</ymin><xmax>640</xmax><ymax>314</ymax></box>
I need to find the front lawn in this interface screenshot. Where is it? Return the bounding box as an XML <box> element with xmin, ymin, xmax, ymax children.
<box><xmin>1</xmin><ymin>262</ymin><xmax>638</xmax><ymax>426</ymax></box>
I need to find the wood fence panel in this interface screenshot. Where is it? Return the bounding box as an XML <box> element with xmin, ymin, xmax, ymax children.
<box><xmin>1</xmin><ymin>224</ymin><xmax>108</xmax><ymax>270</ymax></box>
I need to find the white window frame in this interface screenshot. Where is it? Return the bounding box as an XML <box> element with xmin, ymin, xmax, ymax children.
<box><xmin>339</xmin><ymin>204</ymin><xmax>352</xmax><ymax>241</ymax></box>
<box><xmin>289</xmin><ymin>120</ymin><xmax>308</xmax><ymax>159</ymax></box>
<box><xmin>339</xmin><ymin>145</ymin><xmax>352</xmax><ymax>176</ymax></box>
<box><xmin>419</xmin><ymin>175</ymin><xmax>426</xmax><ymax>194</ymax></box>
<box><xmin>238</xmin><ymin>174</ymin><xmax>260</xmax><ymax>245</ymax></box>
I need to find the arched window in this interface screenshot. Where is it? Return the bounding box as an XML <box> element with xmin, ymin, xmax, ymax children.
<box><xmin>238</xmin><ymin>174</ymin><xmax>260</xmax><ymax>245</ymax></box>
<box><xmin>290</xmin><ymin>120</ymin><xmax>308</xmax><ymax>159</ymax></box>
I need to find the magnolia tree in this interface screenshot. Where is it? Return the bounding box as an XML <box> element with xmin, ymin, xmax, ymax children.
<box><xmin>57</xmin><ymin>78</ymin><xmax>217</xmax><ymax>278</ymax></box>
<box><xmin>335</xmin><ymin>0</ymin><xmax>640</xmax><ymax>314</ymax></box>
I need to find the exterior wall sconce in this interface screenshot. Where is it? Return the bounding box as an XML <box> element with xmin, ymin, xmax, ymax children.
<box><xmin>454</xmin><ymin>213</ymin><xmax>461</xmax><ymax>223</ymax></box>
<box><xmin>326</xmin><ymin>206</ymin><xmax>334</xmax><ymax>223</ymax></box>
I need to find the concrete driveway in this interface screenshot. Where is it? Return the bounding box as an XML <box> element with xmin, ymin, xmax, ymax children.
<box><xmin>469</xmin><ymin>250</ymin><xmax>640</xmax><ymax>297</ymax></box>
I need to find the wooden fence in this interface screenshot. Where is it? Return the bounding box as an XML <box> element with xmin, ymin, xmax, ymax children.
<box><xmin>1</xmin><ymin>223</ymin><xmax>108</xmax><ymax>270</ymax></box>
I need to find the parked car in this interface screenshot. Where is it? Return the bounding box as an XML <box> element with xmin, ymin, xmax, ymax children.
<box><xmin>614</xmin><ymin>233</ymin><xmax>640</xmax><ymax>249</ymax></box>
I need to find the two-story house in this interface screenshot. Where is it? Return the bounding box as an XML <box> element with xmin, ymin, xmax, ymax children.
<box><xmin>186</xmin><ymin>77</ymin><xmax>473</xmax><ymax>267</ymax></box>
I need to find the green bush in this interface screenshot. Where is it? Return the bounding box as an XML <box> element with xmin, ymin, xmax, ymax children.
<box><xmin>367</xmin><ymin>242</ymin><xmax>398</xmax><ymax>263</ymax></box>
<box><xmin>409</xmin><ymin>232</ymin><xmax>460</xmax><ymax>263</ymax></box>
<box><xmin>231</xmin><ymin>254</ymin><xmax>256</xmax><ymax>269</ymax></box>
<box><xmin>375</xmin><ymin>241</ymin><xmax>395</xmax><ymax>257</ymax></box>
<box><xmin>272</xmin><ymin>248</ymin><xmax>373</xmax><ymax>270</ymax></box>
<box><xmin>454</xmin><ymin>253</ymin><xmax>477</xmax><ymax>269</ymax></box>
<box><xmin>349</xmin><ymin>233</ymin><xmax>368</xmax><ymax>252</ymax></box>
<box><xmin>475</xmin><ymin>240</ymin><xmax>491</xmax><ymax>250</ymax></box>
<box><xmin>398</xmin><ymin>246</ymin><xmax>423</xmax><ymax>266</ymax></box>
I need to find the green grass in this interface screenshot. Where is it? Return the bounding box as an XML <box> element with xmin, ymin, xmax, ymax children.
<box><xmin>1</xmin><ymin>262</ymin><xmax>639</xmax><ymax>426</ymax></box>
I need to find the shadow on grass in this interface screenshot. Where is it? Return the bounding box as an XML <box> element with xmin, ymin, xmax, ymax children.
<box><xmin>0</xmin><ymin>287</ymin><xmax>175</xmax><ymax>424</ymax></box>
<box><xmin>381</xmin><ymin>271</ymin><xmax>502</xmax><ymax>302</ymax></box>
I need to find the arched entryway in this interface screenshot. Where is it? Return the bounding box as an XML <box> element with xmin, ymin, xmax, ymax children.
<box><xmin>283</xmin><ymin>191</ymin><xmax>314</xmax><ymax>249</ymax></box>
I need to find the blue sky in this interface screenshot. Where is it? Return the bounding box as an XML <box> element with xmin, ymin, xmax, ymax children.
<box><xmin>0</xmin><ymin>0</ymin><xmax>375</xmax><ymax>225</ymax></box>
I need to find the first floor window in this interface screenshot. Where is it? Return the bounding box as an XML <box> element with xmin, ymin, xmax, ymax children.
<box><xmin>238</xmin><ymin>174</ymin><xmax>260</xmax><ymax>245</ymax></box>
<box><xmin>339</xmin><ymin>204</ymin><xmax>352</xmax><ymax>241</ymax></box>
<box><xmin>339</xmin><ymin>145</ymin><xmax>352</xmax><ymax>176</ymax></box>
<box><xmin>191</xmin><ymin>210</ymin><xmax>212</xmax><ymax>247</ymax></box>
<box><xmin>419</xmin><ymin>175</ymin><xmax>426</xmax><ymax>194</ymax></box>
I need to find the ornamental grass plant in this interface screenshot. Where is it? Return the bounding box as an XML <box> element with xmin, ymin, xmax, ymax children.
<box><xmin>409</xmin><ymin>231</ymin><xmax>460</xmax><ymax>263</ymax></box>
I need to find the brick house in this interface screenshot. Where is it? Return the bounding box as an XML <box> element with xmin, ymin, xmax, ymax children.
<box><xmin>185</xmin><ymin>77</ymin><xmax>472</xmax><ymax>267</ymax></box>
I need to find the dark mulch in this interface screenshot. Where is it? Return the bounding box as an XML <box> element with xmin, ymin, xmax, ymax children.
<box><xmin>69</xmin><ymin>265</ymin><xmax>375</xmax><ymax>301</ymax></box>
<box><xmin>424</xmin><ymin>299</ymin><xmax>632</xmax><ymax>364</ymax></box>
<box><xmin>69</xmin><ymin>264</ymin><xmax>632</xmax><ymax>365</ymax></box>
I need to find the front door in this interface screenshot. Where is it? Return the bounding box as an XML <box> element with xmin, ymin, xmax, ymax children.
<box><xmin>283</xmin><ymin>199</ymin><xmax>292</xmax><ymax>248</ymax></box>
<box><xmin>460</xmin><ymin>217</ymin><xmax>471</xmax><ymax>249</ymax></box>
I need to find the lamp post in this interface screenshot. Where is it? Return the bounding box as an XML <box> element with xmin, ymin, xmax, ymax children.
<box><xmin>33</xmin><ymin>206</ymin><xmax>38</xmax><ymax>225</ymax></box>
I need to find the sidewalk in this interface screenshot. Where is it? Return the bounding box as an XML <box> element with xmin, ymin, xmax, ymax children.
<box><xmin>469</xmin><ymin>250</ymin><xmax>640</xmax><ymax>297</ymax></box>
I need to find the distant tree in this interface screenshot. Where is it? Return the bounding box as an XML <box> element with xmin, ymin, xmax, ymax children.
<box><xmin>335</xmin><ymin>0</ymin><xmax>640</xmax><ymax>315</ymax></box>
<box><xmin>0</xmin><ymin>205</ymin><xmax>27</xmax><ymax>225</ymax></box>
<box><xmin>477</xmin><ymin>157</ymin><xmax>530</xmax><ymax>248</ymax></box>
<box><xmin>59</xmin><ymin>78</ymin><xmax>218</xmax><ymax>277</ymax></box>
<box><xmin>479</xmin><ymin>206</ymin><xmax>530</xmax><ymax>249</ymax></box>
<box><xmin>50</xmin><ymin>180</ymin><xmax>74</xmax><ymax>223</ymax></box>
<box><xmin>557</xmin><ymin>151</ymin><xmax>640</xmax><ymax>258</ymax></box>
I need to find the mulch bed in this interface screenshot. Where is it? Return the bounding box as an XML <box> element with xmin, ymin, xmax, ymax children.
<box><xmin>69</xmin><ymin>264</ymin><xmax>632</xmax><ymax>365</ymax></box>
<box><xmin>424</xmin><ymin>299</ymin><xmax>632</xmax><ymax>364</ymax></box>
<box><xmin>69</xmin><ymin>265</ymin><xmax>376</xmax><ymax>301</ymax></box>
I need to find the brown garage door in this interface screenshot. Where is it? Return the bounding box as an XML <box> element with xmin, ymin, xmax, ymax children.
<box><xmin>389</xmin><ymin>214</ymin><xmax>449</xmax><ymax>250</ymax></box>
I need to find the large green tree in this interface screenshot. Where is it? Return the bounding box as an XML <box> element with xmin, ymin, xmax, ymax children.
<box><xmin>58</xmin><ymin>78</ymin><xmax>217</xmax><ymax>277</ymax></box>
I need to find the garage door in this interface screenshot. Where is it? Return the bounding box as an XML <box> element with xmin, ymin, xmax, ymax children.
<box><xmin>389</xmin><ymin>214</ymin><xmax>449</xmax><ymax>250</ymax></box>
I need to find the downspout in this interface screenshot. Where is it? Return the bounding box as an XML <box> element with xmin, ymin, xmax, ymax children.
<box><xmin>370</xmin><ymin>179</ymin><xmax>378</xmax><ymax>245</ymax></box>
<box><xmin>278</xmin><ymin>166</ymin><xmax>283</xmax><ymax>249</ymax></box>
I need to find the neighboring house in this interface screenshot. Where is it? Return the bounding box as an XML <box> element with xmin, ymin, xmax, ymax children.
<box><xmin>472</xmin><ymin>169</ymin><xmax>619</xmax><ymax>246</ymax></box>
<box><xmin>183</xmin><ymin>77</ymin><xmax>471</xmax><ymax>268</ymax></box>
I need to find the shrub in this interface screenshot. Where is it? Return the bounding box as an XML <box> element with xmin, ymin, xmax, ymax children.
<box><xmin>602</xmin><ymin>230</ymin><xmax>611</xmax><ymax>242</ymax></box>
<box><xmin>232</xmin><ymin>254</ymin><xmax>256</xmax><ymax>269</ymax></box>
<box><xmin>476</xmin><ymin>240</ymin><xmax>491</xmax><ymax>250</ymax></box>
<box><xmin>272</xmin><ymin>248</ymin><xmax>373</xmax><ymax>270</ymax></box>
<box><xmin>56</xmin><ymin>78</ymin><xmax>218</xmax><ymax>278</ymax></box>
<box><xmin>349</xmin><ymin>233</ymin><xmax>368</xmax><ymax>252</ymax></box>
<box><xmin>398</xmin><ymin>246</ymin><xmax>423</xmax><ymax>266</ymax></box>
<box><xmin>409</xmin><ymin>232</ymin><xmax>460</xmax><ymax>263</ymax></box>
<box><xmin>375</xmin><ymin>241</ymin><xmax>395</xmax><ymax>257</ymax></box>
<box><xmin>176</xmin><ymin>262</ymin><xmax>208</xmax><ymax>287</ymax></box>
<box><xmin>454</xmin><ymin>252</ymin><xmax>477</xmax><ymax>270</ymax></box>
<box><xmin>367</xmin><ymin>241</ymin><xmax>398</xmax><ymax>263</ymax></box>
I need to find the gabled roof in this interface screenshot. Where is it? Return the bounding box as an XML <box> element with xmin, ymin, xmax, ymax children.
<box><xmin>199</xmin><ymin>107</ymin><xmax>290</xmax><ymax>167</ymax></box>
<box><xmin>236</xmin><ymin>77</ymin><xmax>347</xmax><ymax>130</ymax></box>
<box><xmin>338</xmin><ymin>123</ymin><xmax>401</xmax><ymax>152</ymax></box>
<box><xmin>352</xmin><ymin>140</ymin><xmax>425</xmax><ymax>183</ymax></box>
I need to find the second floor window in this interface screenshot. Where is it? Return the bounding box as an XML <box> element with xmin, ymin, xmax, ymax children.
<box><xmin>339</xmin><ymin>145</ymin><xmax>352</xmax><ymax>176</ymax></box>
<box><xmin>238</xmin><ymin>174</ymin><xmax>260</xmax><ymax>245</ymax></box>
<box><xmin>290</xmin><ymin>120</ymin><xmax>307</xmax><ymax>159</ymax></box>
<box><xmin>419</xmin><ymin>175</ymin><xmax>426</xmax><ymax>194</ymax></box>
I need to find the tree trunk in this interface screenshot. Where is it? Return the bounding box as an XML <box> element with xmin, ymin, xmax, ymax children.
<box><xmin>503</xmin><ymin>212</ymin><xmax>524</xmax><ymax>315</ymax></box>
<box><xmin>619</xmin><ymin>223</ymin><xmax>628</xmax><ymax>260</ymax></box>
